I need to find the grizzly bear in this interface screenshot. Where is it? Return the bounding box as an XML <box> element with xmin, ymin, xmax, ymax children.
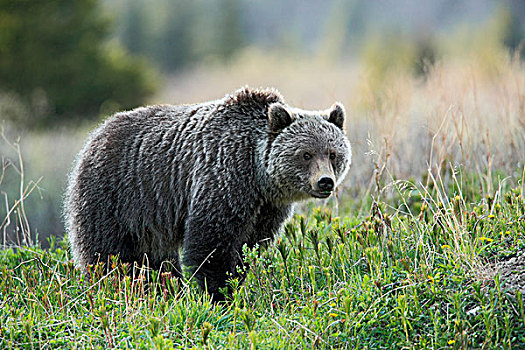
<box><xmin>65</xmin><ymin>87</ymin><xmax>351</xmax><ymax>300</ymax></box>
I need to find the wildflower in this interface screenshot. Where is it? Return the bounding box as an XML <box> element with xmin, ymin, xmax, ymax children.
<box><xmin>448</xmin><ymin>339</ymin><xmax>456</xmax><ymax>345</ymax></box>
<box><xmin>488</xmin><ymin>215</ymin><xmax>495</xmax><ymax>219</ymax></box>
<box><xmin>441</xmin><ymin>245</ymin><xmax>451</xmax><ymax>250</ymax></box>
<box><xmin>329</xmin><ymin>313</ymin><xmax>338</xmax><ymax>317</ymax></box>
<box><xmin>479</xmin><ymin>236</ymin><xmax>493</xmax><ymax>243</ymax></box>
<box><xmin>499</xmin><ymin>230</ymin><xmax>511</xmax><ymax>237</ymax></box>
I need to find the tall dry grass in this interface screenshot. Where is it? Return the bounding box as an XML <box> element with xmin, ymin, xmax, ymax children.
<box><xmin>0</xmin><ymin>125</ymin><xmax>91</xmax><ymax>246</ymax></box>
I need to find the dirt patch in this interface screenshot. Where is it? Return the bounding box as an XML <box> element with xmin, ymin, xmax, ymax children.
<box><xmin>492</xmin><ymin>251</ymin><xmax>525</xmax><ymax>294</ymax></box>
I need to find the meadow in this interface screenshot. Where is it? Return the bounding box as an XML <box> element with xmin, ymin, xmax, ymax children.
<box><xmin>1</xmin><ymin>48</ymin><xmax>525</xmax><ymax>348</ymax></box>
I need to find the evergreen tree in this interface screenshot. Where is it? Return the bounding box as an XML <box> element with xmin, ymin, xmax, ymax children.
<box><xmin>121</xmin><ymin>0</ymin><xmax>148</xmax><ymax>55</ymax></box>
<box><xmin>216</xmin><ymin>0</ymin><xmax>245</xmax><ymax>60</ymax></box>
<box><xmin>0</xmin><ymin>0</ymin><xmax>157</xmax><ymax>127</ymax></box>
<box><xmin>155</xmin><ymin>1</ymin><xmax>195</xmax><ymax>71</ymax></box>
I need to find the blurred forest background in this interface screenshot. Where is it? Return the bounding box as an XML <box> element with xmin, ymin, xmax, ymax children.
<box><xmin>1</xmin><ymin>0</ymin><xmax>525</xmax><ymax>247</ymax></box>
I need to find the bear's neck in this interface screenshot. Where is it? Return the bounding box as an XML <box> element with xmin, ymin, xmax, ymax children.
<box><xmin>254</xmin><ymin>137</ymin><xmax>302</xmax><ymax>205</ymax></box>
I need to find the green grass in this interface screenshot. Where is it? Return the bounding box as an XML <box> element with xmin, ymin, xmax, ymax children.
<box><xmin>1</xmin><ymin>174</ymin><xmax>525</xmax><ymax>349</ymax></box>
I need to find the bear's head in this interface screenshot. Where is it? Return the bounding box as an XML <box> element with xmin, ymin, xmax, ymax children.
<box><xmin>266</xmin><ymin>102</ymin><xmax>351</xmax><ymax>202</ymax></box>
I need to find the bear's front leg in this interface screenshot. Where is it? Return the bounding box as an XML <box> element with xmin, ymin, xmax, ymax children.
<box><xmin>182</xmin><ymin>217</ymin><xmax>248</xmax><ymax>302</ymax></box>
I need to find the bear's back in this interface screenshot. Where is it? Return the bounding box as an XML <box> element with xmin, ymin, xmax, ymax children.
<box><xmin>65</xmin><ymin>88</ymin><xmax>286</xmax><ymax>268</ymax></box>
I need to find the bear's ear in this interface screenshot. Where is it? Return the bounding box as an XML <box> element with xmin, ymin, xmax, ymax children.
<box><xmin>327</xmin><ymin>102</ymin><xmax>346</xmax><ymax>130</ymax></box>
<box><xmin>268</xmin><ymin>103</ymin><xmax>293</xmax><ymax>132</ymax></box>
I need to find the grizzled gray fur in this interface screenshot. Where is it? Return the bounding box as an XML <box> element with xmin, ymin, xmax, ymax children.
<box><xmin>65</xmin><ymin>87</ymin><xmax>351</xmax><ymax>300</ymax></box>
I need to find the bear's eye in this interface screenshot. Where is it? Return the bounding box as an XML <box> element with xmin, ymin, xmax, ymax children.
<box><xmin>329</xmin><ymin>152</ymin><xmax>336</xmax><ymax>160</ymax></box>
<box><xmin>303</xmin><ymin>152</ymin><xmax>312</xmax><ymax>161</ymax></box>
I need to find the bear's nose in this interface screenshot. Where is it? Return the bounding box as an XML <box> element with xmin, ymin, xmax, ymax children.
<box><xmin>317</xmin><ymin>177</ymin><xmax>334</xmax><ymax>191</ymax></box>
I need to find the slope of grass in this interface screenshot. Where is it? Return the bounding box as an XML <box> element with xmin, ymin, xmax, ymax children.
<box><xmin>1</xmin><ymin>176</ymin><xmax>524</xmax><ymax>349</ymax></box>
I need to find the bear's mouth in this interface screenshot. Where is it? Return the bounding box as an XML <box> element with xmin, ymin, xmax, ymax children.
<box><xmin>310</xmin><ymin>190</ymin><xmax>332</xmax><ymax>199</ymax></box>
